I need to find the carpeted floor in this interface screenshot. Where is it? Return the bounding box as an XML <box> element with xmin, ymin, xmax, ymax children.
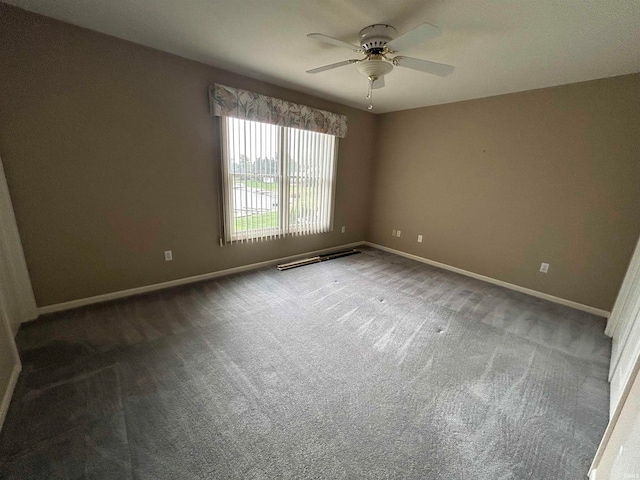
<box><xmin>0</xmin><ymin>246</ymin><xmax>610</xmax><ymax>479</ymax></box>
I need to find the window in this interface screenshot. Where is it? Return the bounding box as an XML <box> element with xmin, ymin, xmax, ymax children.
<box><xmin>220</xmin><ymin>117</ymin><xmax>338</xmax><ymax>242</ymax></box>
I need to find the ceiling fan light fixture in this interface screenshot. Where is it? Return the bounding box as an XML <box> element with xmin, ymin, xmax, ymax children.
<box><xmin>358</xmin><ymin>57</ymin><xmax>393</xmax><ymax>111</ymax></box>
<box><xmin>356</xmin><ymin>58</ymin><xmax>394</xmax><ymax>80</ymax></box>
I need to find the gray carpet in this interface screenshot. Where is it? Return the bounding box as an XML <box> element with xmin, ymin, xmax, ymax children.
<box><xmin>0</xmin><ymin>247</ymin><xmax>610</xmax><ymax>479</ymax></box>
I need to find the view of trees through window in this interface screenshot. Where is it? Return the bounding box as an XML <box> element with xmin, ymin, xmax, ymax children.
<box><xmin>231</xmin><ymin>155</ymin><xmax>280</xmax><ymax>232</ymax></box>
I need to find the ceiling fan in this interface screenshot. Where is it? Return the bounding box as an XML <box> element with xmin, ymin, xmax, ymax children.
<box><xmin>307</xmin><ymin>23</ymin><xmax>455</xmax><ymax>110</ymax></box>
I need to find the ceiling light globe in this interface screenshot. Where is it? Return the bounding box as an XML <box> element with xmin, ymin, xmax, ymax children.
<box><xmin>356</xmin><ymin>59</ymin><xmax>393</xmax><ymax>80</ymax></box>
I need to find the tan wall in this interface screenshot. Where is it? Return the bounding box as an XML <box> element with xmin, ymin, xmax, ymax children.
<box><xmin>0</xmin><ymin>5</ymin><xmax>376</xmax><ymax>307</ymax></box>
<box><xmin>368</xmin><ymin>74</ymin><xmax>640</xmax><ymax>311</ymax></box>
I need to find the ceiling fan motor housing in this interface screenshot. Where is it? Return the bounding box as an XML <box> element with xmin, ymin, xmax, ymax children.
<box><xmin>359</xmin><ymin>24</ymin><xmax>397</xmax><ymax>52</ymax></box>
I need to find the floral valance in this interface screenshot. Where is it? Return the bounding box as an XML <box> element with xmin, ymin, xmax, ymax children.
<box><xmin>209</xmin><ymin>84</ymin><xmax>347</xmax><ymax>138</ymax></box>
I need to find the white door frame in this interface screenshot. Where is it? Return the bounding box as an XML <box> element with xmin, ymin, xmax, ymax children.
<box><xmin>0</xmin><ymin>155</ymin><xmax>38</xmax><ymax>335</ymax></box>
<box><xmin>589</xmin><ymin>351</ymin><xmax>640</xmax><ymax>478</ymax></box>
<box><xmin>606</xmin><ymin>239</ymin><xmax>640</xmax><ymax>338</ymax></box>
<box><xmin>0</xmin><ymin>294</ymin><xmax>22</xmax><ymax>430</ymax></box>
<box><xmin>589</xmin><ymin>234</ymin><xmax>640</xmax><ymax>477</ymax></box>
<box><xmin>607</xmin><ymin>235</ymin><xmax>640</xmax><ymax>413</ymax></box>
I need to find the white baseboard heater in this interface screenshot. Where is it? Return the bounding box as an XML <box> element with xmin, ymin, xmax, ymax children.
<box><xmin>277</xmin><ymin>249</ymin><xmax>361</xmax><ymax>271</ymax></box>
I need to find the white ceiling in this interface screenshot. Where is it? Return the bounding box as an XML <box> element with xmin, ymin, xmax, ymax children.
<box><xmin>5</xmin><ymin>0</ymin><xmax>640</xmax><ymax>113</ymax></box>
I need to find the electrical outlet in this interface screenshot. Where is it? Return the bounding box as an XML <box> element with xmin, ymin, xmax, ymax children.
<box><xmin>396</xmin><ymin>230</ymin><xmax>401</xmax><ymax>238</ymax></box>
<box><xmin>392</xmin><ymin>229</ymin><xmax>397</xmax><ymax>237</ymax></box>
<box><xmin>164</xmin><ymin>250</ymin><xmax>173</xmax><ymax>261</ymax></box>
<box><xmin>539</xmin><ymin>262</ymin><xmax>549</xmax><ymax>273</ymax></box>
<box><xmin>341</xmin><ymin>226</ymin><xmax>346</xmax><ymax>233</ymax></box>
<box><xmin>417</xmin><ymin>235</ymin><xmax>423</xmax><ymax>243</ymax></box>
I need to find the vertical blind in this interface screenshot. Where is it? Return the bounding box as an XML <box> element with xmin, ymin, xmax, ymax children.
<box><xmin>221</xmin><ymin>117</ymin><xmax>337</xmax><ymax>243</ymax></box>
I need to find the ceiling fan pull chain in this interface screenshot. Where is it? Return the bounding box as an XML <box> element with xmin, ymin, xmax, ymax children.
<box><xmin>367</xmin><ymin>77</ymin><xmax>374</xmax><ymax>110</ymax></box>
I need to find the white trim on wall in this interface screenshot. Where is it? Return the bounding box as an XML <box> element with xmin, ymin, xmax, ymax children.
<box><xmin>37</xmin><ymin>242</ymin><xmax>365</xmax><ymax>315</ymax></box>
<box><xmin>605</xmin><ymin>234</ymin><xmax>640</xmax><ymax>417</ymax></box>
<box><xmin>364</xmin><ymin>242</ymin><xmax>610</xmax><ymax>318</ymax></box>
<box><xmin>0</xmin><ymin>156</ymin><xmax>38</xmax><ymax>335</ymax></box>
<box><xmin>37</xmin><ymin>240</ymin><xmax>610</xmax><ymax>318</ymax></box>
<box><xmin>0</xmin><ymin>292</ymin><xmax>22</xmax><ymax>432</ymax></box>
<box><xmin>589</xmin><ymin>350</ymin><xmax>640</xmax><ymax>478</ymax></box>
<box><xmin>606</xmin><ymin>236</ymin><xmax>640</xmax><ymax>404</ymax></box>
<box><xmin>0</xmin><ymin>362</ymin><xmax>21</xmax><ymax>432</ymax></box>
<box><xmin>606</xmin><ymin>238</ymin><xmax>640</xmax><ymax>338</ymax></box>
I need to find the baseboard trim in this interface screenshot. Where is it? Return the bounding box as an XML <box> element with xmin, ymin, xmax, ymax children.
<box><xmin>37</xmin><ymin>241</ymin><xmax>366</xmax><ymax>315</ymax></box>
<box><xmin>0</xmin><ymin>361</ymin><xmax>21</xmax><ymax>433</ymax></box>
<box><xmin>36</xmin><ymin>240</ymin><xmax>610</xmax><ymax>318</ymax></box>
<box><xmin>364</xmin><ymin>242</ymin><xmax>610</xmax><ymax>318</ymax></box>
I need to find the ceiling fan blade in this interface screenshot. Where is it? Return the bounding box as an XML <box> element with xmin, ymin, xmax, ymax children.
<box><xmin>386</xmin><ymin>23</ymin><xmax>442</xmax><ymax>52</ymax></box>
<box><xmin>307</xmin><ymin>33</ymin><xmax>362</xmax><ymax>52</ymax></box>
<box><xmin>393</xmin><ymin>56</ymin><xmax>455</xmax><ymax>76</ymax></box>
<box><xmin>372</xmin><ymin>76</ymin><xmax>385</xmax><ymax>89</ymax></box>
<box><xmin>306</xmin><ymin>59</ymin><xmax>359</xmax><ymax>74</ymax></box>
